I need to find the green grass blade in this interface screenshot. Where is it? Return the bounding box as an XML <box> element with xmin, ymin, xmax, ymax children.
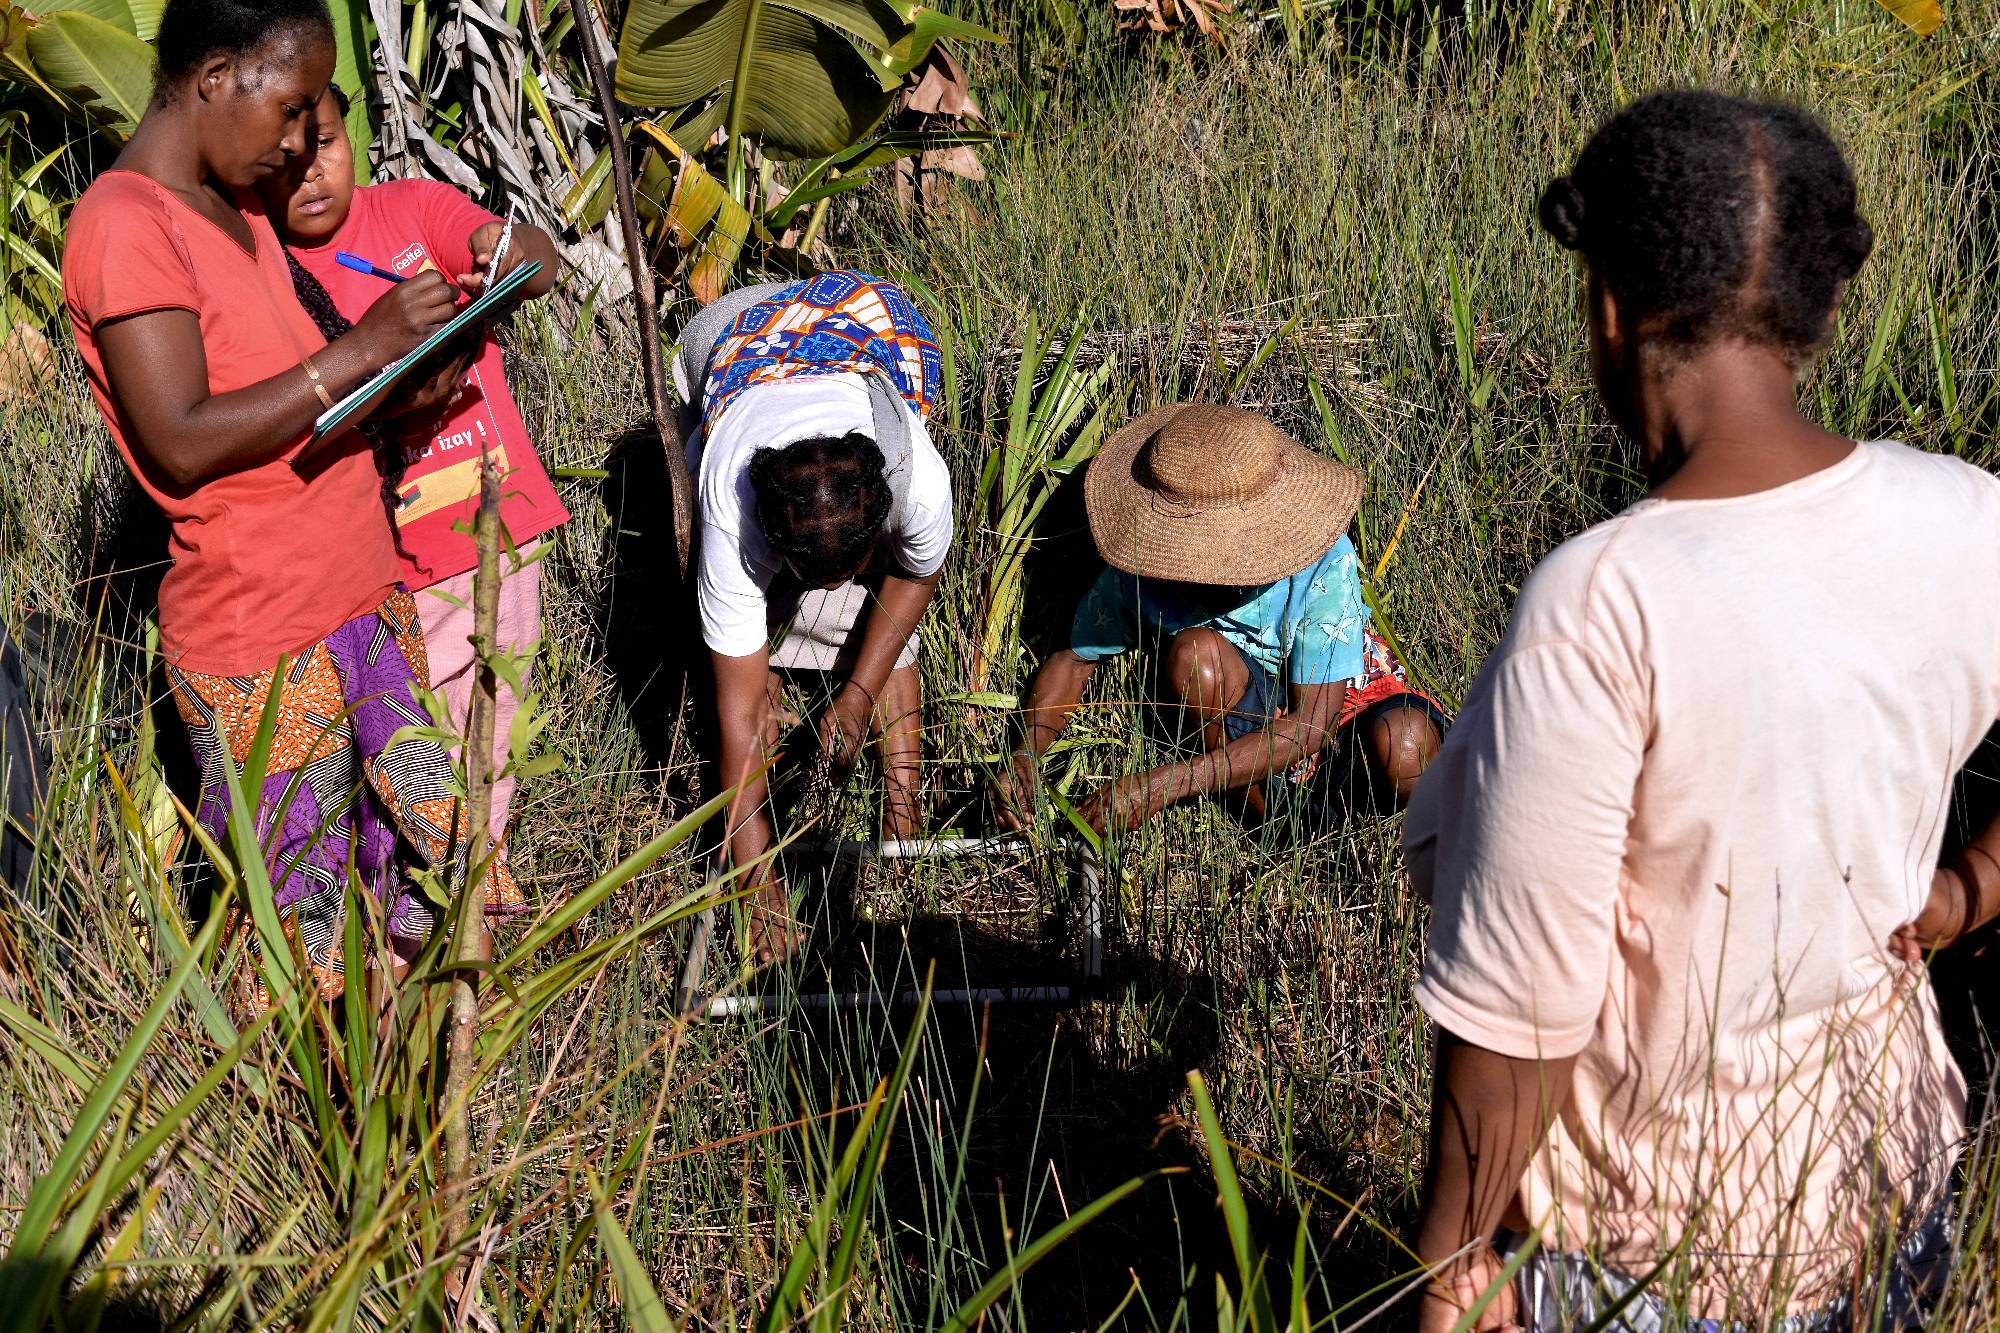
<box><xmin>0</xmin><ymin>994</ymin><xmax>103</xmax><ymax>1090</ymax></box>
<box><xmin>819</xmin><ymin>977</ymin><xmax>936</xmax><ymax>1328</ymax></box>
<box><xmin>494</xmin><ymin>787</ymin><xmax>730</xmax><ymax>971</ymax></box>
<box><xmin>590</xmin><ymin>1169</ymin><xmax>681</xmax><ymax>1332</ymax></box>
<box><xmin>1445</xmin><ymin>1231</ymin><xmax>1540</xmax><ymax>1333</ymax></box>
<box><xmin>1</xmin><ymin>906</ymin><xmax>222</xmax><ymax>1278</ymax></box>
<box><xmin>939</xmin><ymin>1169</ymin><xmax>1177</xmax><ymax>1333</ymax></box>
<box><xmin>1187</xmin><ymin>1071</ymin><xmax>1275</xmax><ymax>1328</ymax></box>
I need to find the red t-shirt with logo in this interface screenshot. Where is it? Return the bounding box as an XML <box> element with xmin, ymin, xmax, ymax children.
<box><xmin>286</xmin><ymin>179</ymin><xmax>569</xmax><ymax>587</ymax></box>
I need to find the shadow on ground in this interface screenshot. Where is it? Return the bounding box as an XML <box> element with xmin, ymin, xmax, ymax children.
<box><xmin>748</xmin><ymin>848</ymin><xmax>1409</xmax><ymax>1330</ymax></box>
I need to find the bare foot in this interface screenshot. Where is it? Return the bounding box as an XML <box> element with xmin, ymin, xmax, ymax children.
<box><xmin>747</xmin><ymin>879</ymin><xmax>802</xmax><ymax>966</ymax></box>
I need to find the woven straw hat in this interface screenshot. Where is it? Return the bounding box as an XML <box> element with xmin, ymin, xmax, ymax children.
<box><xmin>1084</xmin><ymin>404</ymin><xmax>1364</xmax><ymax>585</ymax></box>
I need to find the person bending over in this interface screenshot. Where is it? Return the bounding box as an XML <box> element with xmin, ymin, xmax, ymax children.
<box><xmin>259</xmin><ymin>84</ymin><xmax>569</xmax><ymax>872</ymax></box>
<box><xmin>992</xmin><ymin>404</ymin><xmax>1444</xmax><ymax>838</ymax></box>
<box><xmin>676</xmin><ymin>273</ymin><xmax>953</xmax><ymax>963</ymax></box>
<box><xmin>1409</xmin><ymin>91</ymin><xmax>1999</xmax><ymax>1333</ymax></box>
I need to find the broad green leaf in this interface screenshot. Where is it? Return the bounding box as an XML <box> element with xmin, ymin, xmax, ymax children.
<box><xmin>29</xmin><ymin>0</ymin><xmax>142</xmax><ymax>38</ymax></box>
<box><xmin>121</xmin><ymin>0</ymin><xmax>157</xmax><ymax>39</ymax></box>
<box><xmin>22</xmin><ymin>9</ymin><xmax>156</xmax><ymax>135</ymax></box>
<box><xmin>325</xmin><ymin>0</ymin><xmax>372</xmax><ymax>180</ymax></box>
<box><xmin>881</xmin><ymin>8</ymin><xmax>1003</xmax><ymax>75</ymax></box>
<box><xmin>1</xmin><ymin>35</ymin><xmax>65</xmax><ymax>103</ymax></box>
<box><xmin>615</xmin><ymin>0</ymin><xmax>993</xmax><ymax>160</ymax></box>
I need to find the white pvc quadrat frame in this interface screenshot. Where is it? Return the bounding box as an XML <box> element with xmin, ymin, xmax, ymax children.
<box><xmin>675</xmin><ymin>836</ymin><xmax>1103</xmax><ymax>1021</ymax></box>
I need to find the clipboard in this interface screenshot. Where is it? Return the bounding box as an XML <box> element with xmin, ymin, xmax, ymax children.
<box><xmin>310</xmin><ymin>259</ymin><xmax>543</xmax><ymax>442</ymax></box>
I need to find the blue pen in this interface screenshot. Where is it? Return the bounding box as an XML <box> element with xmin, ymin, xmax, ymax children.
<box><xmin>335</xmin><ymin>251</ymin><xmax>406</xmax><ymax>283</ymax></box>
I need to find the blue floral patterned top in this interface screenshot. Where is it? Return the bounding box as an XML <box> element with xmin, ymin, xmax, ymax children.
<box><xmin>1067</xmin><ymin>536</ymin><xmax>1371</xmax><ymax>685</ymax></box>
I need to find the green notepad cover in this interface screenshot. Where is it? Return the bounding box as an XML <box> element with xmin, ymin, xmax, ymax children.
<box><xmin>310</xmin><ymin>259</ymin><xmax>543</xmax><ymax>442</ymax></box>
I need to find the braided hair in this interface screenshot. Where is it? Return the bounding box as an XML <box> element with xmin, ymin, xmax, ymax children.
<box><xmin>1539</xmin><ymin>90</ymin><xmax>1873</xmax><ymax>367</ymax></box>
<box><xmin>285</xmin><ymin>249</ymin><xmax>352</xmax><ymax>343</ymax></box>
<box><xmin>748</xmin><ymin>432</ymin><xmax>893</xmax><ymax>585</ymax></box>
<box><xmin>279</xmin><ymin>81</ymin><xmax>357</xmax><ymax>346</ymax></box>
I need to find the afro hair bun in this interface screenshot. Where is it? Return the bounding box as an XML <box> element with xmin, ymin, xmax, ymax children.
<box><xmin>1835</xmin><ymin>215</ymin><xmax>1876</xmax><ymax>278</ymax></box>
<box><xmin>1538</xmin><ymin>177</ymin><xmax>1587</xmax><ymax>251</ymax></box>
<box><xmin>1544</xmin><ymin>89</ymin><xmax>1870</xmax><ymax>365</ymax></box>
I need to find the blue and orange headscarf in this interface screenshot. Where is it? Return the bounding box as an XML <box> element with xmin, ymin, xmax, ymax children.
<box><xmin>702</xmin><ymin>271</ymin><xmax>941</xmax><ymax>424</ymax></box>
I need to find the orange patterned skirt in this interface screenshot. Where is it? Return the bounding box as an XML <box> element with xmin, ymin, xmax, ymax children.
<box><xmin>169</xmin><ymin>589</ymin><xmax>524</xmax><ymax>1014</ymax></box>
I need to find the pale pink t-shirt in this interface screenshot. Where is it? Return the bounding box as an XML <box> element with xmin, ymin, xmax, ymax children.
<box><xmin>1409</xmin><ymin>440</ymin><xmax>1985</xmax><ymax>1318</ymax></box>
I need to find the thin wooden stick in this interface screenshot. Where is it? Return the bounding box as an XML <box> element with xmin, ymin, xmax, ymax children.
<box><xmin>443</xmin><ymin>457</ymin><xmax>503</xmax><ymax>1322</ymax></box>
<box><xmin>571</xmin><ymin>0</ymin><xmax>693</xmax><ymax>574</ymax></box>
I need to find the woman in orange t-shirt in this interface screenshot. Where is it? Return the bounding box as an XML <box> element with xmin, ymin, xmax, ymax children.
<box><xmin>61</xmin><ymin>0</ymin><xmax>520</xmax><ymax>1012</ymax></box>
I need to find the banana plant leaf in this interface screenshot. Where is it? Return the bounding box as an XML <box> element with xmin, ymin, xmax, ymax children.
<box><xmin>631</xmin><ymin>120</ymin><xmax>755</xmax><ymax>303</ymax></box>
<box><xmin>0</xmin><ymin>4</ymin><xmax>64</xmax><ymax>102</ymax></box>
<box><xmin>325</xmin><ymin>0</ymin><xmax>373</xmax><ymax>181</ymax></box>
<box><xmin>765</xmin><ymin>125</ymin><xmax>999</xmax><ymax>228</ymax></box>
<box><xmin>27</xmin><ymin>0</ymin><xmax>157</xmax><ymax>39</ymax></box>
<box><xmin>20</xmin><ymin>8</ymin><xmax>155</xmax><ymax>135</ymax></box>
<box><xmin>614</xmin><ymin>0</ymin><xmax>1000</xmax><ymax>160</ymax></box>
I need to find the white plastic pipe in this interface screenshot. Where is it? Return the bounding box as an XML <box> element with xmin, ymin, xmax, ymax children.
<box><xmin>701</xmin><ymin>985</ymin><xmax>1076</xmax><ymax>1019</ymax></box>
<box><xmin>681</xmin><ymin>835</ymin><xmax>1104</xmax><ymax>1020</ymax></box>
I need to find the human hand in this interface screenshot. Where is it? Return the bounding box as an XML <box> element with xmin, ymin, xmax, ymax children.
<box><xmin>378</xmin><ymin>344</ymin><xmax>476</xmax><ymax>423</ymax></box>
<box><xmin>1077</xmin><ymin>774</ymin><xmax>1160</xmax><ymax>836</ymax></box>
<box><xmin>990</xmin><ymin>751</ymin><xmax>1040</xmax><ymax>833</ymax></box>
<box><xmin>1417</xmin><ymin>1246</ymin><xmax>1522</xmax><ymax>1333</ymax></box>
<box><xmin>459</xmin><ymin>221</ymin><xmax>525</xmax><ymax>296</ymax></box>
<box><xmin>353</xmin><ymin>270</ymin><xmax>459</xmax><ymax>366</ymax></box>
<box><xmin>818</xmin><ymin>685</ymin><xmax>872</xmax><ymax>770</ymax></box>
<box><xmin>747</xmin><ymin>873</ymin><xmax>801</xmax><ymax>966</ymax></box>
<box><xmin>1890</xmin><ymin>864</ymin><xmax>1969</xmax><ymax>964</ymax></box>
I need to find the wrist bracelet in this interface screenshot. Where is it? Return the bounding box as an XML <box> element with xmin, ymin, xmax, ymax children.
<box><xmin>300</xmin><ymin>353</ymin><xmax>334</xmax><ymax>410</ymax></box>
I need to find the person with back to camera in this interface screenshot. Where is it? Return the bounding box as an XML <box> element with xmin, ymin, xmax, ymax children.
<box><xmin>674</xmin><ymin>272</ymin><xmax>953</xmax><ymax>964</ymax></box>
<box><xmin>1408</xmin><ymin>90</ymin><xmax>2000</xmax><ymax>1332</ymax></box>
<box><xmin>60</xmin><ymin>0</ymin><xmax>522</xmax><ymax>1015</ymax></box>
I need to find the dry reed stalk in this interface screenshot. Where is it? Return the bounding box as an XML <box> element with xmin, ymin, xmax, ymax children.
<box><xmin>570</xmin><ymin>0</ymin><xmax>692</xmax><ymax>575</ymax></box>
<box><xmin>444</xmin><ymin>457</ymin><xmax>503</xmax><ymax>1320</ymax></box>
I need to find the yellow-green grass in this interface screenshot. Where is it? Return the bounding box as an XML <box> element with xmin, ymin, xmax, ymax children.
<box><xmin>1</xmin><ymin>0</ymin><xmax>1996</xmax><ymax>1326</ymax></box>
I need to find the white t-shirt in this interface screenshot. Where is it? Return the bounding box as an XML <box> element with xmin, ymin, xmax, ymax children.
<box><xmin>693</xmin><ymin>373</ymin><xmax>955</xmax><ymax>657</ymax></box>
<box><xmin>1408</xmin><ymin>440</ymin><xmax>1986</xmax><ymax>1316</ymax></box>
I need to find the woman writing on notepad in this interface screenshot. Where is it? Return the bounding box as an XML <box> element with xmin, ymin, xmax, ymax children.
<box><xmin>62</xmin><ymin>0</ymin><xmax>523</xmax><ymax>1015</ymax></box>
<box><xmin>259</xmin><ymin>84</ymin><xmax>568</xmax><ymax>870</ymax></box>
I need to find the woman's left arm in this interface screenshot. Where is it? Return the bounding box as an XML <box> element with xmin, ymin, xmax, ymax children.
<box><xmin>819</xmin><ymin>568</ymin><xmax>942</xmax><ymax>765</ymax></box>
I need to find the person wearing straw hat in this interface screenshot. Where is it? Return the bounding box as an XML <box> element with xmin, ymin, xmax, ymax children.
<box><xmin>992</xmin><ymin>403</ymin><xmax>1446</xmax><ymax>837</ymax></box>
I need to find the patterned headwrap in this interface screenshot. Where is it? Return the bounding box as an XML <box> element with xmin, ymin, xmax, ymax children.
<box><xmin>702</xmin><ymin>270</ymin><xmax>941</xmax><ymax>425</ymax></box>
